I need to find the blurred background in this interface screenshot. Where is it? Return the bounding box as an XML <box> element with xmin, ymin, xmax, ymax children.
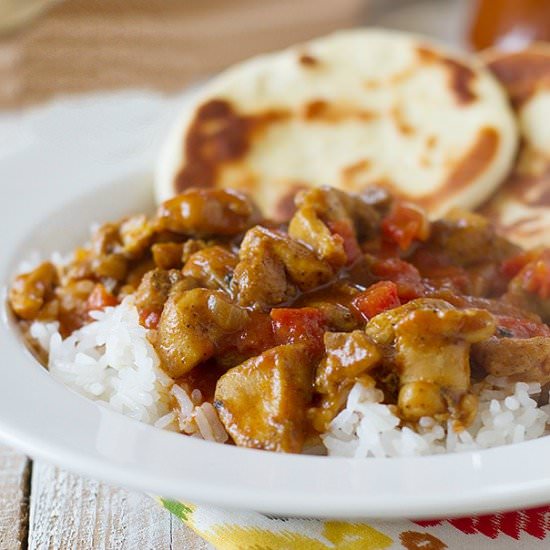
<box><xmin>0</xmin><ymin>0</ymin><xmax>548</xmax><ymax>108</ymax></box>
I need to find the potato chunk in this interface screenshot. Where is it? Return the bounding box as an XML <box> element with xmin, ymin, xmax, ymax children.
<box><xmin>156</xmin><ymin>288</ymin><xmax>249</xmax><ymax>377</ymax></box>
<box><xmin>214</xmin><ymin>344</ymin><xmax>315</xmax><ymax>453</ymax></box>
<box><xmin>473</xmin><ymin>336</ymin><xmax>550</xmax><ymax>383</ymax></box>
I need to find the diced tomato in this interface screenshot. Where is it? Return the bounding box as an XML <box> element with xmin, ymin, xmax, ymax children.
<box><xmin>140</xmin><ymin>309</ymin><xmax>161</xmax><ymax>329</ymax></box>
<box><xmin>370</xmin><ymin>257</ymin><xmax>425</xmax><ymax>301</ymax></box>
<box><xmin>495</xmin><ymin>315</ymin><xmax>550</xmax><ymax>338</ymax></box>
<box><xmin>410</xmin><ymin>249</ymin><xmax>470</xmax><ymax>293</ymax></box>
<box><xmin>381</xmin><ymin>201</ymin><xmax>430</xmax><ymax>251</ymax></box>
<box><xmin>501</xmin><ymin>250</ymin><xmax>541</xmax><ymax>279</ymax></box>
<box><xmin>352</xmin><ymin>281</ymin><xmax>401</xmax><ymax>321</ymax></box>
<box><xmin>327</xmin><ymin>219</ymin><xmax>362</xmax><ymax>264</ymax></box>
<box><xmin>271</xmin><ymin>307</ymin><xmax>326</xmax><ymax>353</ymax></box>
<box><xmin>86</xmin><ymin>283</ymin><xmax>118</xmax><ymax>312</ymax></box>
<box><xmin>519</xmin><ymin>253</ymin><xmax>550</xmax><ymax>300</ymax></box>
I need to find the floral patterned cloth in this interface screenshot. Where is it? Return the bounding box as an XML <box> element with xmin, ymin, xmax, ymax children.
<box><xmin>159</xmin><ymin>499</ymin><xmax>550</xmax><ymax>549</ymax></box>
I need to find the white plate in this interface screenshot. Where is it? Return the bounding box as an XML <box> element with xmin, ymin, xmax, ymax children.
<box><xmin>1</xmin><ymin>91</ymin><xmax>550</xmax><ymax>519</ymax></box>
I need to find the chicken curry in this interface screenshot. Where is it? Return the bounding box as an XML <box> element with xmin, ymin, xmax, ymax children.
<box><xmin>9</xmin><ymin>186</ymin><xmax>550</xmax><ymax>453</ymax></box>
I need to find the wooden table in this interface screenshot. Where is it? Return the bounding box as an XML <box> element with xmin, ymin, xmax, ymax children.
<box><xmin>0</xmin><ymin>443</ymin><xmax>210</xmax><ymax>549</ymax></box>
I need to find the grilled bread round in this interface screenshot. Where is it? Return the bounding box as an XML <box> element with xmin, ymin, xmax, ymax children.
<box><xmin>156</xmin><ymin>29</ymin><xmax>518</xmax><ymax>220</ymax></box>
<box><xmin>479</xmin><ymin>44</ymin><xmax>550</xmax><ymax>248</ymax></box>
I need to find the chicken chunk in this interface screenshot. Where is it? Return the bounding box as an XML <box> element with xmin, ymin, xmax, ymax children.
<box><xmin>231</xmin><ymin>226</ymin><xmax>334</xmax><ymax>310</ymax></box>
<box><xmin>119</xmin><ymin>214</ymin><xmax>154</xmax><ymax>258</ymax></box>
<box><xmin>156</xmin><ymin>188</ymin><xmax>261</xmax><ymax>237</ymax></box>
<box><xmin>151</xmin><ymin>242</ymin><xmax>184</xmax><ymax>269</ymax></box>
<box><xmin>9</xmin><ymin>262</ymin><xmax>58</xmax><ymax>320</ymax></box>
<box><xmin>134</xmin><ymin>268</ymin><xmax>185</xmax><ymax>328</ymax></box>
<box><xmin>289</xmin><ymin>186</ymin><xmax>381</xmax><ymax>268</ymax></box>
<box><xmin>214</xmin><ymin>344</ymin><xmax>315</xmax><ymax>453</ymax></box>
<box><xmin>311</xmin><ymin>331</ymin><xmax>382</xmax><ymax>430</ymax></box>
<box><xmin>366</xmin><ymin>298</ymin><xmax>495</xmax><ymax>424</ymax></box>
<box><xmin>89</xmin><ymin>222</ymin><xmax>128</xmax><ymax>281</ymax></box>
<box><xmin>428</xmin><ymin>209</ymin><xmax>519</xmax><ymax>267</ymax></box>
<box><xmin>315</xmin><ymin>331</ymin><xmax>382</xmax><ymax>394</ymax></box>
<box><xmin>182</xmin><ymin>246</ymin><xmax>238</xmax><ymax>293</ymax></box>
<box><xmin>156</xmin><ymin>288</ymin><xmax>250</xmax><ymax>377</ymax></box>
<box><xmin>472</xmin><ymin>336</ymin><xmax>550</xmax><ymax>383</ymax></box>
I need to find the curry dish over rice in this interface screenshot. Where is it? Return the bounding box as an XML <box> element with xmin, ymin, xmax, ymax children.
<box><xmin>9</xmin><ymin>186</ymin><xmax>550</xmax><ymax>454</ymax></box>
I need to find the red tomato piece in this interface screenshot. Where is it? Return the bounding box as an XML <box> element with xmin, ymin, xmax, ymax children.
<box><xmin>352</xmin><ymin>281</ymin><xmax>401</xmax><ymax>321</ymax></box>
<box><xmin>520</xmin><ymin>253</ymin><xmax>550</xmax><ymax>300</ymax></box>
<box><xmin>327</xmin><ymin>219</ymin><xmax>362</xmax><ymax>264</ymax></box>
<box><xmin>381</xmin><ymin>202</ymin><xmax>430</xmax><ymax>251</ymax></box>
<box><xmin>86</xmin><ymin>283</ymin><xmax>118</xmax><ymax>312</ymax></box>
<box><xmin>501</xmin><ymin>250</ymin><xmax>540</xmax><ymax>279</ymax></box>
<box><xmin>370</xmin><ymin>257</ymin><xmax>425</xmax><ymax>301</ymax></box>
<box><xmin>271</xmin><ymin>307</ymin><xmax>326</xmax><ymax>352</ymax></box>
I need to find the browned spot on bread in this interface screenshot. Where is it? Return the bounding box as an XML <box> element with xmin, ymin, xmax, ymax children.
<box><xmin>275</xmin><ymin>183</ymin><xmax>309</xmax><ymax>221</ymax></box>
<box><xmin>417</xmin><ymin>46</ymin><xmax>477</xmax><ymax>104</ymax></box>
<box><xmin>487</xmin><ymin>48</ymin><xmax>550</xmax><ymax>108</ymax></box>
<box><xmin>422</xmin><ymin>127</ymin><xmax>498</xmax><ymax>208</ymax></box>
<box><xmin>298</xmin><ymin>53</ymin><xmax>319</xmax><ymax>67</ymax></box>
<box><xmin>175</xmin><ymin>99</ymin><xmax>289</xmax><ymax>193</ymax></box>
<box><xmin>392</xmin><ymin>104</ymin><xmax>414</xmax><ymax>135</ymax></box>
<box><xmin>341</xmin><ymin>159</ymin><xmax>372</xmax><ymax>183</ymax></box>
<box><xmin>426</xmin><ymin>135</ymin><xmax>438</xmax><ymax>149</ymax></box>
<box><xmin>371</xmin><ymin>129</ymin><xmax>498</xmax><ymax>210</ymax></box>
<box><xmin>416</xmin><ymin>45</ymin><xmax>439</xmax><ymax>63</ymax></box>
<box><xmin>442</xmin><ymin>57</ymin><xmax>477</xmax><ymax>104</ymax></box>
<box><xmin>303</xmin><ymin>99</ymin><xmax>376</xmax><ymax>122</ymax></box>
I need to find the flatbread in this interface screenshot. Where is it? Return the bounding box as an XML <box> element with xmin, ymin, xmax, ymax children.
<box><xmin>156</xmin><ymin>29</ymin><xmax>518</xmax><ymax>220</ymax></box>
<box><xmin>479</xmin><ymin>44</ymin><xmax>550</xmax><ymax>249</ymax></box>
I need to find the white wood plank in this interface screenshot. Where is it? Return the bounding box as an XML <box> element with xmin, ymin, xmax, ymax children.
<box><xmin>0</xmin><ymin>444</ymin><xmax>30</xmax><ymax>550</ymax></box>
<box><xmin>28</xmin><ymin>461</ymin><xmax>209</xmax><ymax>549</ymax></box>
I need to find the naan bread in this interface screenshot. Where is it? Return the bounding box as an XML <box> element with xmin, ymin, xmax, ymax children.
<box><xmin>156</xmin><ymin>29</ymin><xmax>518</xmax><ymax>220</ymax></box>
<box><xmin>479</xmin><ymin>44</ymin><xmax>550</xmax><ymax>249</ymax></box>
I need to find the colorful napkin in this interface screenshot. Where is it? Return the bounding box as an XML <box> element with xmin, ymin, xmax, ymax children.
<box><xmin>159</xmin><ymin>499</ymin><xmax>550</xmax><ymax>549</ymax></box>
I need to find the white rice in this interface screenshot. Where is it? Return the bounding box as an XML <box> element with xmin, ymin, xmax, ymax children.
<box><xmin>27</xmin><ymin>297</ymin><xmax>550</xmax><ymax>456</ymax></box>
<box><xmin>323</xmin><ymin>378</ymin><xmax>550</xmax><ymax>458</ymax></box>
<box><xmin>28</xmin><ymin>297</ymin><xmax>228</xmax><ymax>442</ymax></box>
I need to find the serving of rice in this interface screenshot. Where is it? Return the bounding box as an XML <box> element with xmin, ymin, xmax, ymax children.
<box><xmin>28</xmin><ymin>297</ymin><xmax>228</xmax><ymax>443</ymax></box>
<box><xmin>27</xmin><ymin>299</ymin><xmax>550</xmax><ymax>457</ymax></box>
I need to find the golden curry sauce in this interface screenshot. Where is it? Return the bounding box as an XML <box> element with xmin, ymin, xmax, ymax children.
<box><xmin>8</xmin><ymin>186</ymin><xmax>550</xmax><ymax>453</ymax></box>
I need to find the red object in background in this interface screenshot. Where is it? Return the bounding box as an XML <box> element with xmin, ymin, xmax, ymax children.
<box><xmin>468</xmin><ymin>0</ymin><xmax>550</xmax><ymax>51</ymax></box>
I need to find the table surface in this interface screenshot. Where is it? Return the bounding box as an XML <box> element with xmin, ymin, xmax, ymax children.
<box><xmin>0</xmin><ymin>1</ymin><xmax>473</xmax><ymax>548</ymax></box>
<box><xmin>0</xmin><ymin>443</ymin><xmax>211</xmax><ymax>549</ymax></box>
